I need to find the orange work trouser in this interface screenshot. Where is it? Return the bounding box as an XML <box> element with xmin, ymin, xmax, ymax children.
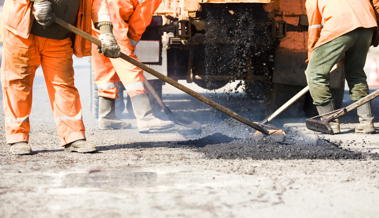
<box><xmin>1</xmin><ymin>30</ymin><xmax>86</xmax><ymax>146</ymax></box>
<box><xmin>92</xmin><ymin>32</ymin><xmax>146</xmax><ymax>99</ymax></box>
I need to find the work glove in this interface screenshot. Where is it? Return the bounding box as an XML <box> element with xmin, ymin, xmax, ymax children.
<box><xmin>96</xmin><ymin>22</ymin><xmax>120</xmax><ymax>58</ymax></box>
<box><xmin>33</xmin><ymin>0</ymin><xmax>56</xmax><ymax>28</ymax></box>
<box><xmin>98</xmin><ymin>33</ymin><xmax>121</xmax><ymax>58</ymax></box>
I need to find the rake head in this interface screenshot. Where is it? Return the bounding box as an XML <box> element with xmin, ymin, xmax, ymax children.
<box><xmin>305</xmin><ymin>118</ymin><xmax>334</xmax><ymax>135</ymax></box>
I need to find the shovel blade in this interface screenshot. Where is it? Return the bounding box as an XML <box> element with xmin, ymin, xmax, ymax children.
<box><xmin>305</xmin><ymin>118</ymin><xmax>334</xmax><ymax>134</ymax></box>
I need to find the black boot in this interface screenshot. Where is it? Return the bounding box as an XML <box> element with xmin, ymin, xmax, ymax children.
<box><xmin>355</xmin><ymin>102</ymin><xmax>375</xmax><ymax>134</ymax></box>
<box><xmin>98</xmin><ymin>97</ymin><xmax>131</xmax><ymax>130</ymax></box>
<box><xmin>316</xmin><ymin>100</ymin><xmax>340</xmax><ymax>134</ymax></box>
<box><xmin>131</xmin><ymin>93</ymin><xmax>174</xmax><ymax>133</ymax></box>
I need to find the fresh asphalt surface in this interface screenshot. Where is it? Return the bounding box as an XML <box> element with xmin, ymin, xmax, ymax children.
<box><xmin>0</xmin><ymin>45</ymin><xmax>379</xmax><ymax>217</ymax></box>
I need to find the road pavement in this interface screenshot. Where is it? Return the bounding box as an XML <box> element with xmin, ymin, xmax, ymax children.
<box><xmin>0</xmin><ymin>46</ymin><xmax>379</xmax><ymax>217</ymax></box>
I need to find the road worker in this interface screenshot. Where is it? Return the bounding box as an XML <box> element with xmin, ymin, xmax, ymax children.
<box><xmin>305</xmin><ymin>0</ymin><xmax>379</xmax><ymax>134</ymax></box>
<box><xmin>91</xmin><ymin>0</ymin><xmax>174</xmax><ymax>133</ymax></box>
<box><xmin>1</xmin><ymin>0</ymin><xmax>119</xmax><ymax>154</ymax></box>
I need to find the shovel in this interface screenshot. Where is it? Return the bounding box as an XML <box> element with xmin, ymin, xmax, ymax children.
<box><xmin>306</xmin><ymin>88</ymin><xmax>379</xmax><ymax>134</ymax></box>
<box><xmin>55</xmin><ymin>17</ymin><xmax>283</xmax><ymax>137</ymax></box>
<box><xmin>261</xmin><ymin>59</ymin><xmax>345</xmax><ymax>124</ymax></box>
<box><xmin>143</xmin><ymin>77</ymin><xmax>202</xmax><ymax>131</ymax></box>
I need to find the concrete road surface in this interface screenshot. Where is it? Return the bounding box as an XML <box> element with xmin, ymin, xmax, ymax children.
<box><xmin>0</xmin><ymin>46</ymin><xmax>379</xmax><ymax>218</ymax></box>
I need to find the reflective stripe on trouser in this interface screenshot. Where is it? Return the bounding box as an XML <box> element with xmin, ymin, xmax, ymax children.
<box><xmin>305</xmin><ymin>28</ymin><xmax>374</xmax><ymax>105</ymax></box>
<box><xmin>92</xmin><ymin>31</ymin><xmax>146</xmax><ymax>99</ymax></box>
<box><xmin>1</xmin><ymin>30</ymin><xmax>86</xmax><ymax>145</ymax></box>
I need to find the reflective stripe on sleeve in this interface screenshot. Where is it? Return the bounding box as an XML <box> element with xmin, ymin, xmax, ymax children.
<box><xmin>5</xmin><ymin>116</ymin><xmax>29</xmax><ymax>122</ymax></box>
<box><xmin>97</xmin><ymin>82</ymin><xmax>118</xmax><ymax>90</ymax></box>
<box><xmin>309</xmin><ymin>24</ymin><xmax>322</xmax><ymax>30</ymax></box>
<box><xmin>320</xmin><ymin>0</ymin><xmax>326</xmax><ymax>8</ymax></box>
<box><xmin>129</xmin><ymin>38</ymin><xmax>139</xmax><ymax>46</ymax></box>
<box><xmin>55</xmin><ymin>112</ymin><xmax>82</xmax><ymax>123</ymax></box>
<box><xmin>124</xmin><ymin>81</ymin><xmax>144</xmax><ymax>91</ymax></box>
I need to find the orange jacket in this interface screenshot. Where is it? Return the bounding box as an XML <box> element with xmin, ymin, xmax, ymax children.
<box><xmin>306</xmin><ymin>0</ymin><xmax>379</xmax><ymax>59</ymax></box>
<box><xmin>92</xmin><ymin>0</ymin><xmax>162</xmax><ymax>47</ymax></box>
<box><xmin>1</xmin><ymin>0</ymin><xmax>97</xmax><ymax>57</ymax></box>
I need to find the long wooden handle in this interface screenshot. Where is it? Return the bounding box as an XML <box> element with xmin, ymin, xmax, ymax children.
<box><xmin>324</xmin><ymin>87</ymin><xmax>379</xmax><ymax>122</ymax></box>
<box><xmin>142</xmin><ymin>77</ymin><xmax>172</xmax><ymax>116</ymax></box>
<box><xmin>55</xmin><ymin>18</ymin><xmax>270</xmax><ymax>134</ymax></box>
<box><xmin>324</xmin><ymin>89</ymin><xmax>379</xmax><ymax>123</ymax></box>
<box><xmin>345</xmin><ymin>88</ymin><xmax>379</xmax><ymax>112</ymax></box>
<box><xmin>261</xmin><ymin>86</ymin><xmax>309</xmax><ymax>124</ymax></box>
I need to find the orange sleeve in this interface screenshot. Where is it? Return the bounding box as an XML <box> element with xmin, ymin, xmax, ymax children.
<box><xmin>92</xmin><ymin>0</ymin><xmax>111</xmax><ymax>23</ymax></box>
<box><xmin>127</xmin><ymin>0</ymin><xmax>162</xmax><ymax>45</ymax></box>
<box><xmin>306</xmin><ymin>0</ymin><xmax>323</xmax><ymax>61</ymax></box>
<box><xmin>1</xmin><ymin>0</ymin><xmax>33</xmax><ymax>38</ymax></box>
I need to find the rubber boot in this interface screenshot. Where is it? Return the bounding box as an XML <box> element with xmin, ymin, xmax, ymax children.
<box><xmin>64</xmin><ymin>140</ymin><xmax>98</xmax><ymax>153</ymax></box>
<box><xmin>316</xmin><ymin>100</ymin><xmax>341</xmax><ymax>134</ymax></box>
<box><xmin>99</xmin><ymin>97</ymin><xmax>131</xmax><ymax>130</ymax></box>
<box><xmin>355</xmin><ymin>102</ymin><xmax>375</xmax><ymax>134</ymax></box>
<box><xmin>10</xmin><ymin>142</ymin><xmax>32</xmax><ymax>155</ymax></box>
<box><xmin>131</xmin><ymin>93</ymin><xmax>174</xmax><ymax>133</ymax></box>
<box><xmin>115</xmin><ymin>87</ymin><xmax>126</xmax><ymax>119</ymax></box>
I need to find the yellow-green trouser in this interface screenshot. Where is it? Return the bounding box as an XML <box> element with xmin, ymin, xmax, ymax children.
<box><xmin>305</xmin><ymin>28</ymin><xmax>374</xmax><ymax>106</ymax></box>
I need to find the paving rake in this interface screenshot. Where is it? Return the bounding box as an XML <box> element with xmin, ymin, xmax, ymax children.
<box><xmin>54</xmin><ymin>17</ymin><xmax>282</xmax><ymax>136</ymax></box>
<box><xmin>306</xmin><ymin>88</ymin><xmax>379</xmax><ymax>134</ymax></box>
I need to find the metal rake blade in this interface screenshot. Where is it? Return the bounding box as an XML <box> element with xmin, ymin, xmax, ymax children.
<box><xmin>305</xmin><ymin>118</ymin><xmax>334</xmax><ymax>135</ymax></box>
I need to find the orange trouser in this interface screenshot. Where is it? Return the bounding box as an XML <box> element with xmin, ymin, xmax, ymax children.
<box><xmin>1</xmin><ymin>30</ymin><xmax>86</xmax><ymax>146</ymax></box>
<box><xmin>92</xmin><ymin>31</ymin><xmax>146</xmax><ymax>99</ymax></box>
<box><xmin>91</xmin><ymin>0</ymin><xmax>161</xmax><ymax>99</ymax></box>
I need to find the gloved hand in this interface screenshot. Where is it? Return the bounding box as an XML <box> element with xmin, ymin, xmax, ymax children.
<box><xmin>98</xmin><ymin>33</ymin><xmax>121</xmax><ymax>58</ymax></box>
<box><xmin>33</xmin><ymin>0</ymin><xmax>56</xmax><ymax>28</ymax></box>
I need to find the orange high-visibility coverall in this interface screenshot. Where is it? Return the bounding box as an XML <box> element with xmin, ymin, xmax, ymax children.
<box><xmin>91</xmin><ymin>0</ymin><xmax>162</xmax><ymax>99</ymax></box>
<box><xmin>1</xmin><ymin>0</ymin><xmax>109</xmax><ymax>145</ymax></box>
<box><xmin>306</xmin><ymin>0</ymin><xmax>379</xmax><ymax>60</ymax></box>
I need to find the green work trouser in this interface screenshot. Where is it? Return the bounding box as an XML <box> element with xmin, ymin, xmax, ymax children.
<box><xmin>305</xmin><ymin>27</ymin><xmax>374</xmax><ymax>105</ymax></box>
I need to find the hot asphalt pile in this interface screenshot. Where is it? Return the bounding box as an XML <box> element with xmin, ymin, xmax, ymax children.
<box><xmin>182</xmin><ymin>130</ymin><xmax>379</xmax><ymax>160</ymax></box>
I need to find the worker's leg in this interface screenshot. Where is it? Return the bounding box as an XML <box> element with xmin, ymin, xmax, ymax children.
<box><xmin>39</xmin><ymin>36</ymin><xmax>89</xmax><ymax>146</ymax></box>
<box><xmin>344</xmin><ymin>28</ymin><xmax>375</xmax><ymax>133</ymax></box>
<box><xmin>92</xmin><ymin>40</ymin><xmax>120</xmax><ymax>99</ymax></box>
<box><xmin>305</xmin><ymin>31</ymin><xmax>357</xmax><ymax>134</ymax></box>
<box><xmin>109</xmin><ymin>44</ymin><xmax>145</xmax><ymax>98</ymax></box>
<box><xmin>91</xmin><ymin>41</ymin><xmax>131</xmax><ymax>129</ymax></box>
<box><xmin>305</xmin><ymin>33</ymin><xmax>355</xmax><ymax>105</ymax></box>
<box><xmin>1</xmin><ymin>30</ymin><xmax>40</xmax><ymax>154</ymax></box>
<box><xmin>110</xmin><ymin>43</ymin><xmax>174</xmax><ymax>133</ymax></box>
<box><xmin>344</xmin><ymin>28</ymin><xmax>373</xmax><ymax>101</ymax></box>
